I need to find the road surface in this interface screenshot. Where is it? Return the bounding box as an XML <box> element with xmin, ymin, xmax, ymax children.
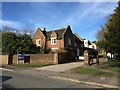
<box><xmin>1</xmin><ymin>70</ymin><xmax>99</xmax><ymax>89</ymax></box>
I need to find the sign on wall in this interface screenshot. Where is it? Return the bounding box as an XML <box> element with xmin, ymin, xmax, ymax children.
<box><xmin>18</xmin><ymin>54</ymin><xmax>24</xmax><ymax>60</ymax></box>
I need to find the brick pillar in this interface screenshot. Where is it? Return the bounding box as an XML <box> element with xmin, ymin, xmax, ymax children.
<box><xmin>84</xmin><ymin>50</ymin><xmax>89</xmax><ymax>65</ymax></box>
<box><xmin>53</xmin><ymin>53</ymin><xmax>58</xmax><ymax>64</ymax></box>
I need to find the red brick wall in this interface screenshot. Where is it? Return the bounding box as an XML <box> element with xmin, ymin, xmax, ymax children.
<box><xmin>46</xmin><ymin>39</ymin><xmax>64</xmax><ymax>50</ymax></box>
<box><xmin>13</xmin><ymin>54</ymin><xmax>58</xmax><ymax>64</ymax></box>
<box><xmin>29</xmin><ymin>54</ymin><xmax>55</xmax><ymax>64</ymax></box>
<box><xmin>0</xmin><ymin>55</ymin><xmax>8</xmax><ymax>65</ymax></box>
<box><xmin>33</xmin><ymin>28</ymin><xmax>46</xmax><ymax>49</ymax></box>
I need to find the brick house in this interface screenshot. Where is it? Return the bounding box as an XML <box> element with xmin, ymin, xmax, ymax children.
<box><xmin>74</xmin><ymin>33</ymin><xmax>84</xmax><ymax>57</ymax></box>
<box><xmin>33</xmin><ymin>25</ymin><xmax>75</xmax><ymax>53</ymax></box>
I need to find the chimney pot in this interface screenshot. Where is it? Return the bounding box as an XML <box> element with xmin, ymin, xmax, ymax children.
<box><xmin>44</xmin><ymin>28</ymin><xmax>46</xmax><ymax>31</ymax></box>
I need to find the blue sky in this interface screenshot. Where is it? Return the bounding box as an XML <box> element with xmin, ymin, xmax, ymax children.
<box><xmin>1</xmin><ymin>2</ymin><xmax>118</xmax><ymax>41</ymax></box>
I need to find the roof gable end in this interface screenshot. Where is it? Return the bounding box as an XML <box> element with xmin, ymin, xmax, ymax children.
<box><xmin>33</xmin><ymin>28</ymin><xmax>46</xmax><ymax>39</ymax></box>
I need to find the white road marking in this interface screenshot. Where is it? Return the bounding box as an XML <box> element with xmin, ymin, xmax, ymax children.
<box><xmin>0</xmin><ymin>68</ymin><xmax>14</xmax><ymax>72</ymax></box>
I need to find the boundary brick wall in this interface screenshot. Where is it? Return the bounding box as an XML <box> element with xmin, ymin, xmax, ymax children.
<box><xmin>0</xmin><ymin>55</ymin><xmax>8</xmax><ymax>65</ymax></box>
<box><xmin>13</xmin><ymin>54</ymin><xmax>58</xmax><ymax>64</ymax></box>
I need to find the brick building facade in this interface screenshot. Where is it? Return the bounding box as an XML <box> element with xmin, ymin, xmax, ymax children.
<box><xmin>33</xmin><ymin>25</ymin><xmax>84</xmax><ymax>57</ymax></box>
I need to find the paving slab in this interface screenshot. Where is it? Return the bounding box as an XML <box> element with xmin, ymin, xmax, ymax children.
<box><xmin>35</xmin><ymin>62</ymin><xmax>84</xmax><ymax>72</ymax></box>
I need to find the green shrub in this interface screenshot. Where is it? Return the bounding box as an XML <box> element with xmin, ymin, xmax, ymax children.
<box><xmin>99</xmin><ymin>54</ymin><xmax>106</xmax><ymax>58</ymax></box>
<box><xmin>108</xmin><ymin>59</ymin><xmax>120</xmax><ymax>67</ymax></box>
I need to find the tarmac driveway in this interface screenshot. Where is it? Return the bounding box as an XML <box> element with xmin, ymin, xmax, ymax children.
<box><xmin>35</xmin><ymin>61</ymin><xmax>84</xmax><ymax>72</ymax></box>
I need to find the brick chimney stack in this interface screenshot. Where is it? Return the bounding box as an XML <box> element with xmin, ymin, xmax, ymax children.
<box><xmin>43</xmin><ymin>28</ymin><xmax>46</xmax><ymax>31</ymax></box>
<box><xmin>42</xmin><ymin>28</ymin><xmax>47</xmax><ymax>37</ymax></box>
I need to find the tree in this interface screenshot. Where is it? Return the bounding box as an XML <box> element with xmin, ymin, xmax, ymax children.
<box><xmin>17</xmin><ymin>23</ymin><xmax>35</xmax><ymax>37</ymax></box>
<box><xmin>17</xmin><ymin>34</ymin><xmax>33</xmax><ymax>53</ymax></box>
<box><xmin>97</xmin><ymin>26</ymin><xmax>108</xmax><ymax>52</ymax></box>
<box><xmin>17</xmin><ymin>33</ymin><xmax>40</xmax><ymax>54</ymax></box>
<box><xmin>2</xmin><ymin>31</ymin><xmax>42</xmax><ymax>64</ymax></box>
<box><xmin>92</xmin><ymin>41</ymin><xmax>97</xmax><ymax>43</ymax></box>
<box><xmin>97</xmin><ymin>1</ymin><xmax>120</xmax><ymax>57</ymax></box>
<box><xmin>2</xmin><ymin>32</ymin><xmax>41</xmax><ymax>54</ymax></box>
<box><xmin>2</xmin><ymin>32</ymin><xmax>18</xmax><ymax>64</ymax></box>
<box><xmin>2</xmin><ymin>26</ymin><xmax>10</xmax><ymax>32</ymax></box>
<box><xmin>105</xmin><ymin>1</ymin><xmax>120</xmax><ymax>54</ymax></box>
<box><xmin>2</xmin><ymin>32</ymin><xmax>18</xmax><ymax>55</ymax></box>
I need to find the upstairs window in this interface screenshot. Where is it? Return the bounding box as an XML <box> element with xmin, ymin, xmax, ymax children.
<box><xmin>74</xmin><ymin>42</ymin><xmax>77</xmax><ymax>47</ymax></box>
<box><xmin>67</xmin><ymin>38</ymin><xmax>71</xmax><ymax>45</ymax></box>
<box><xmin>36</xmin><ymin>39</ymin><xmax>41</xmax><ymax>47</ymax></box>
<box><xmin>51</xmin><ymin>38</ymin><xmax>57</xmax><ymax>45</ymax></box>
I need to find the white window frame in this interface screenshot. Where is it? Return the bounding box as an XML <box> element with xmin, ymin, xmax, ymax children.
<box><xmin>51</xmin><ymin>38</ymin><xmax>57</xmax><ymax>45</ymax></box>
<box><xmin>36</xmin><ymin>39</ymin><xmax>41</xmax><ymax>47</ymax></box>
<box><xmin>51</xmin><ymin>48</ymin><xmax>58</xmax><ymax>51</ymax></box>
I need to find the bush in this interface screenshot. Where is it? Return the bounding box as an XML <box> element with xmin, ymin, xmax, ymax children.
<box><xmin>99</xmin><ymin>54</ymin><xmax>106</xmax><ymax>58</ymax></box>
<box><xmin>108</xmin><ymin>59</ymin><xmax>120</xmax><ymax>67</ymax></box>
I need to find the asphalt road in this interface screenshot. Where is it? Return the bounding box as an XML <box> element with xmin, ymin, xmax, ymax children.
<box><xmin>1</xmin><ymin>70</ymin><xmax>100</xmax><ymax>89</ymax></box>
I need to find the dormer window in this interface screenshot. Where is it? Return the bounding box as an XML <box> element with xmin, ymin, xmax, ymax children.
<box><xmin>36</xmin><ymin>39</ymin><xmax>41</xmax><ymax>47</ymax></box>
<box><xmin>51</xmin><ymin>38</ymin><xmax>57</xmax><ymax>45</ymax></box>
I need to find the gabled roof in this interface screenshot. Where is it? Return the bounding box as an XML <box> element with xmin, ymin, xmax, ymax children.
<box><xmin>33</xmin><ymin>28</ymin><xmax>45</xmax><ymax>38</ymax></box>
<box><xmin>34</xmin><ymin>25</ymin><xmax>71</xmax><ymax>40</ymax></box>
<box><xmin>74</xmin><ymin>33</ymin><xmax>84</xmax><ymax>42</ymax></box>
<box><xmin>46</xmin><ymin>28</ymin><xmax>67</xmax><ymax>40</ymax></box>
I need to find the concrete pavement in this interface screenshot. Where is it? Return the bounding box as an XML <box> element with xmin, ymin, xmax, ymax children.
<box><xmin>2</xmin><ymin>65</ymin><xmax>119</xmax><ymax>89</ymax></box>
<box><xmin>1</xmin><ymin>59</ymin><xmax>119</xmax><ymax>89</ymax></box>
<box><xmin>35</xmin><ymin>61</ymin><xmax>84</xmax><ymax>72</ymax></box>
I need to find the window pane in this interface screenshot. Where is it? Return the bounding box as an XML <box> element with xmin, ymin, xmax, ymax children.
<box><xmin>51</xmin><ymin>38</ymin><xmax>57</xmax><ymax>44</ymax></box>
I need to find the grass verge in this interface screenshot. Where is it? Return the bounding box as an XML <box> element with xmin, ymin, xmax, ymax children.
<box><xmin>98</xmin><ymin>59</ymin><xmax>120</xmax><ymax>72</ymax></box>
<box><xmin>12</xmin><ymin>64</ymin><xmax>53</xmax><ymax>67</ymax></box>
<box><xmin>71</xmin><ymin>67</ymin><xmax>113</xmax><ymax>76</ymax></box>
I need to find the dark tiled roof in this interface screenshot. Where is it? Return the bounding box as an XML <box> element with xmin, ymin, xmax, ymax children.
<box><xmin>46</xmin><ymin>28</ymin><xmax>67</xmax><ymax>40</ymax></box>
<box><xmin>74</xmin><ymin>33</ymin><xmax>84</xmax><ymax>42</ymax></box>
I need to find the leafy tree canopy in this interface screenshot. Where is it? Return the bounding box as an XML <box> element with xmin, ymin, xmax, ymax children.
<box><xmin>97</xmin><ymin>1</ymin><xmax>120</xmax><ymax>56</ymax></box>
<box><xmin>2</xmin><ymin>32</ymin><xmax>41</xmax><ymax>55</ymax></box>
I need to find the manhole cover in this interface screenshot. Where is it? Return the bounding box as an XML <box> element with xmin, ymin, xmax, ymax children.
<box><xmin>100</xmin><ymin>77</ymin><xmax>106</xmax><ymax>80</ymax></box>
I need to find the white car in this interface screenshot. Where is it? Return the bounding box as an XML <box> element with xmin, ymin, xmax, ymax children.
<box><xmin>107</xmin><ymin>53</ymin><xmax>113</xmax><ymax>59</ymax></box>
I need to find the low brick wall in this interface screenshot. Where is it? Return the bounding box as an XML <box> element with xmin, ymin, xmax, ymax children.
<box><xmin>0</xmin><ymin>55</ymin><xmax>8</xmax><ymax>65</ymax></box>
<box><xmin>13</xmin><ymin>55</ymin><xmax>17</xmax><ymax>64</ymax></box>
<box><xmin>13</xmin><ymin>54</ymin><xmax>58</xmax><ymax>65</ymax></box>
<box><xmin>29</xmin><ymin>54</ymin><xmax>54</xmax><ymax>64</ymax></box>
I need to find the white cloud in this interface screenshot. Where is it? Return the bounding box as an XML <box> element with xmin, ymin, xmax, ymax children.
<box><xmin>62</xmin><ymin>2</ymin><xmax>102</xmax><ymax>26</ymax></box>
<box><xmin>0</xmin><ymin>20</ymin><xmax>25</xmax><ymax>29</ymax></box>
<box><xmin>94</xmin><ymin>9</ymin><xmax>114</xmax><ymax>15</ymax></box>
<box><xmin>61</xmin><ymin>1</ymin><xmax>117</xmax><ymax>29</ymax></box>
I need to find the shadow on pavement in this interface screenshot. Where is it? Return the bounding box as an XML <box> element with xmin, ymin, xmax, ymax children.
<box><xmin>1</xmin><ymin>76</ymin><xmax>12</xmax><ymax>82</ymax></box>
<box><xmin>2</xmin><ymin>83</ymin><xmax>15</xmax><ymax>90</ymax></box>
<box><xmin>1</xmin><ymin>76</ymin><xmax>14</xmax><ymax>89</ymax></box>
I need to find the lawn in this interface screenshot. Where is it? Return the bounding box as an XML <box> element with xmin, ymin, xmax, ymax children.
<box><xmin>12</xmin><ymin>64</ymin><xmax>53</xmax><ymax>67</ymax></box>
<box><xmin>71</xmin><ymin>59</ymin><xmax>120</xmax><ymax>77</ymax></box>
<box><xmin>71</xmin><ymin>67</ymin><xmax>113</xmax><ymax>76</ymax></box>
<box><xmin>98</xmin><ymin>59</ymin><xmax>120</xmax><ymax>72</ymax></box>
